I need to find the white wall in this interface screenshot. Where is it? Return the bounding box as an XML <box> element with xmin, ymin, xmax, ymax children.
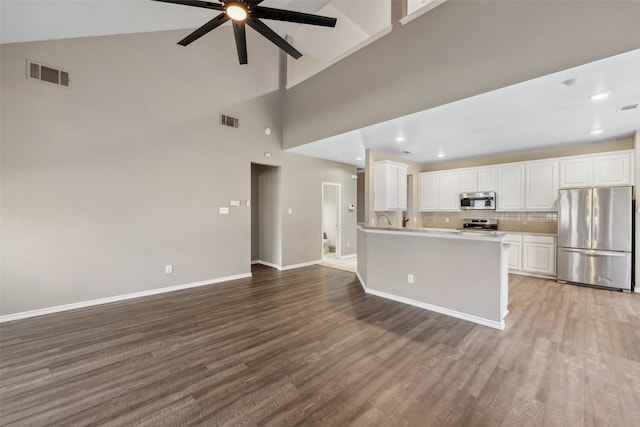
<box><xmin>0</xmin><ymin>28</ymin><xmax>356</xmax><ymax>316</ymax></box>
<box><xmin>635</xmin><ymin>130</ymin><xmax>639</xmax><ymax>293</ymax></box>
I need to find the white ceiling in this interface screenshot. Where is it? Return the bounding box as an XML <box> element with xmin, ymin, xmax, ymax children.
<box><xmin>290</xmin><ymin>48</ymin><xmax>640</xmax><ymax>168</ymax></box>
<box><xmin>2</xmin><ymin>1</ymin><xmax>638</xmax><ymax>170</ymax></box>
<box><xmin>0</xmin><ymin>0</ymin><xmax>329</xmax><ymax>44</ymax></box>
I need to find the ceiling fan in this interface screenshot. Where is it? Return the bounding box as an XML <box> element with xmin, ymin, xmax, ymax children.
<box><xmin>151</xmin><ymin>0</ymin><xmax>337</xmax><ymax>64</ymax></box>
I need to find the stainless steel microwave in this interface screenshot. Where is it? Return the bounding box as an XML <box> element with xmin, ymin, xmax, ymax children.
<box><xmin>460</xmin><ymin>191</ymin><xmax>496</xmax><ymax>210</ymax></box>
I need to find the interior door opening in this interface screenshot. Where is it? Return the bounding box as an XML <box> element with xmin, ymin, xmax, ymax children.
<box><xmin>251</xmin><ymin>163</ymin><xmax>282</xmax><ymax>269</ymax></box>
<box><xmin>321</xmin><ymin>182</ymin><xmax>341</xmax><ymax>261</ymax></box>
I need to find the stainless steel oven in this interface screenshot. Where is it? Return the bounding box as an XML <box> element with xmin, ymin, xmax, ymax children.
<box><xmin>460</xmin><ymin>192</ymin><xmax>496</xmax><ymax>210</ymax></box>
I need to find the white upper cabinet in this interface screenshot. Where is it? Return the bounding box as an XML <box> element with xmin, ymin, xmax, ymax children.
<box><xmin>459</xmin><ymin>167</ymin><xmax>497</xmax><ymax>193</ymax></box>
<box><xmin>375</xmin><ymin>161</ymin><xmax>408</xmax><ymax>211</ymax></box>
<box><xmin>497</xmin><ymin>164</ymin><xmax>525</xmax><ymax>210</ymax></box>
<box><xmin>419</xmin><ymin>171</ymin><xmax>460</xmax><ymax>211</ymax></box>
<box><xmin>525</xmin><ymin>160</ymin><xmax>558</xmax><ymax>210</ymax></box>
<box><xmin>593</xmin><ymin>152</ymin><xmax>633</xmax><ymax>186</ymax></box>
<box><xmin>459</xmin><ymin>169</ymin><xmax>477</xmax><ymax>193</ymax></box>
<box><xmin>559</xmin><ymin>151</ymin><xmax>634</xmax><ymax>188</ymax></box>
<box><xmin>559</xmin><ymin>157</ymin><xmax>592</xmax><ymax>188</ymax></box>
<box><xmin>438</xmin><ymin>172</ymin><xmax>461</xmax><ymax>211</ymax></box>
<box><xmin>477</xmin><ymin>167</ymin><xmax>497</xmax><ymax>192</ymax></box>
<box><xmin>419</xmin><ymin>172</ymin><xmax>439</xmax><ymax>211</ymax></box>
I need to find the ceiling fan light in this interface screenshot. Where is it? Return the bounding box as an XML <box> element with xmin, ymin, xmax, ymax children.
<box><xmin>226</xmin><ymin>4</ymin><xmax>247</xmax><ymax>21</ymax></box>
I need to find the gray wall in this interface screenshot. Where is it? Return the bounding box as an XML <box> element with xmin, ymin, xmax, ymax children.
<box><xmin>0</xmin><ymin>29</ymin><xmax>356</xmax><ymax>315</ymax></box>
<box><xmin>283</xmin><ymin>0</ymin><xmax>640</xmax><ymax>149</ymax></box>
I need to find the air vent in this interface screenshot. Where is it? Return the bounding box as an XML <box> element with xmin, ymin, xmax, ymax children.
<box><xmin>27</xmin><ymin>60</ymin><xmax>70</xmax><ymax>88</ymax></box>
<box><xmin>220</xmin><ymin>114</ymin><xmax>239</xmax><ymax>128</ymax></box>
<box><xmin>617</xmin><ymin>104</ymin><xmax>638</xmax><ymax>112</ymax></box>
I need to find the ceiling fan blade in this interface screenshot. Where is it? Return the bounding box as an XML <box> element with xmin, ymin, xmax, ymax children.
<box><xmin>150</xmin><ymin>0</ymin><xmax>224</xmax><ymax>12</ymax></box>
<box><xmin>253</xmin><ymin>6</ymin><xmax>337</xmax><ymax>27</ymax></box>
<box><xmin>232</xmin><ymin>21</ymin><xmax>248</xmax><ymax>65</ymax></box>
<box><xmin>178</xmin><ymin>13</ymin><xmax>230</xmax><ymax>46</ymax></box>
<box><xmin>246</xmin><ymin>17</ymin><xmax>302</xmax><ymax>59</ymax></box>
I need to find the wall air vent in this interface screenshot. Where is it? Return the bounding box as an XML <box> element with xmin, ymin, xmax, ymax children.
<box><xmin>617</xmin><ymin>104</ymin><xmax>638</xmax><ymax>112</ymax></box>
<box><xmin>220</xmin><ymin>114</ymin><xmax>239</xmax><ymax>128</ymax></box>
<box><xmin>27</xmin><ymin>60</ymin><xmax>70</xmax><ymax>88</ymax></box>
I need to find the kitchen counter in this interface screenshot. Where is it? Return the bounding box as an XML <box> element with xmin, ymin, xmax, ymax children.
<box><xmin>359</xmin><ymin>225</ymin><xmax>506</xmax><ymax>241</ymax></box>
<box><xmin>357</xmin><ymin>225</ymin><xmax>509</xmax><ymax>330</ymax></box>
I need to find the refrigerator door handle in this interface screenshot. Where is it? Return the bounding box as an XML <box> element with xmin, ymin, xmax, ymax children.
<box><xmin>560</xmin><ymin>248</ymin><xmax>628</xmax><ymax>257</ymax></box>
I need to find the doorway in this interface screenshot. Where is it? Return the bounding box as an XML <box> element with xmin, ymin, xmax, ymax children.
<box><xmin>321</xmin><ymin>182</ymin><xmax>341</xmax><ymax>260</ymax></box>
<box><xmin>251</xmin><ymin>163</ymin><xmax>282</xmax><ymax>269</ymax></box>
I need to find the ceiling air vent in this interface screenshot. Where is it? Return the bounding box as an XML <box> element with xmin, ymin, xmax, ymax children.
<box><xmin>220</xmin><ymin>114</ymin><xmax>239</xmax><ymax>128</ymax></box>
<box><xmin>27</xmin><ymin>60</ymin><xmax>70</xmax><ymax>88</ymax></box>
<box><xmin>617</xmin><ymin>104</ymin><xmax>638</xmax><ymax>112</ymax></box>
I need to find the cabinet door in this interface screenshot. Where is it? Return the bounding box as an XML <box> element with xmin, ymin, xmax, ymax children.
<box><xmin>593</xmin><ymin>153</ymin><xmax>632</xmax><ymax>186</ymax></box>
<box><xmin>459</xmin><ymin>169</ymin><xmax>477</xmax><ymax>193</ymax></box>
<box><xmin>386</xmin><ymin>165</ymin><xmax>399</xmax><ymax>209</ymax></box>
<box><xmin>438</xmin><ymin>172</ymin><xmax>460</xmax><ymax>211</ymax></box>
<box><xmin>525</xmin><ymin>161</ymin><xmax>558</xmax><ymax>210</ymax></box>
<box><xmin>397</xmin><ymin>166</ymin><xmax>408</xmax><ymax>210</ymax></box>
<box><xmin>420</xmin><ymin>173</ymin><xmax>439</xmax><ymax>211</ymax></box>
<box><xmin>522</xmin><ymin>243</ymin><xmax>556</xmax><ymax>276</ymax></box>
<box><xmin>497</xmin><ymin>164</ymin><xmax>525</xmax><ymax>210</ymax></box>
<box><xmin>477</xmin><ymin>167</ymin><xmax>497</xmax><ymax>192</ymax></box>
<box><xmin>507</xmin><ymin>242</ymin><xmax>522</xmax><ymax>271</ymax></box>
<box><xmin>559</xmin><ymin>158</ymin><xmax>592</xmax><ymax>188</ymax></box>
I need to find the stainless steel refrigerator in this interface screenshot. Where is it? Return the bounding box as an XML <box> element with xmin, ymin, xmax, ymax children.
<box><xmin>557</xmin><ymin>186</ymin><xmax>633</xmax><ymax>291</ymax></box>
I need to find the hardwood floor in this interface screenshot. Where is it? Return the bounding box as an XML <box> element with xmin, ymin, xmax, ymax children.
<box><xmin>1</xmin><ymin>265</ymin><xmax>639</xmax><ymax>426</ymax></box>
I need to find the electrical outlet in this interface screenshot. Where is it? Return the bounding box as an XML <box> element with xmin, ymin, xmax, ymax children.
<box><xmin>445</xmin><ymin>217</ymin><xmax>449</xmax><ymax>223</ymax></box>
<box><xmin>165</xmin><ymin>265</ymin><xmax>173</xmax><ymax>274</ymax></box>
<box><xmin>407</xmin><ymin>274</ymin><xmax>414</xmax><ymax>284</ymax></box>
<box><xmin>346</xmin><ymin>242</ymin><xmax>350</xmax><ymax>248</ymax></box>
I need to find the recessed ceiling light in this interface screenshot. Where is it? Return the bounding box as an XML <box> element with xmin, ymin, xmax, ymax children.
<box><xmin>589</xmin><ymin>92</ymin><xmax>609</xmax><ymax>101</ymax></box>
<box><xmin>355</xmin><ymin>157</ymin><xmax>362</xmax><ymax>161</ymax></box>
<box><xmin>561</xmin><ymin>78</ymin><xmax>578</xmax><ymax>87</ymax></box>
<box><xmin>437</xmin><ymin>153</ymin><xmax>445</xmax><ymax>158</ymax></box>
<box><xmin>590</xmin><ymin>129</ymin><xmax>603</xmax><ymax>135</ymax></box>
<box><xmin>396</xmin><ymin>136</ymin><xmax>405</xmax><ymax>142</ymax></box>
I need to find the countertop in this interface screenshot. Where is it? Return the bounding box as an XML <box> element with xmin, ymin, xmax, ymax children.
<box><xmin>358</xmin><ymin>224</ymin><xmax>506</xmax><ymax>241</ymax></box>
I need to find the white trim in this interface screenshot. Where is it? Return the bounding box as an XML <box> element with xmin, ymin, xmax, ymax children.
<box><xmin>281</xmin><ymin>260</ymin><xmax>322</xmax><ymax>271</ymax></box>
<box><xmin>253</xmin><ymin>260</ymin><xmax>282</xmax><ymax>270</ymax></box>
<box><xmin>286</xmin><ymin>26</ymin><xmax>393</xmax><ymax>89</ymax></box>
<box><xmin>0</xmin><ymin>273</ymin><xmax>252</xmax><ymax>323</ymax></box>
<box><xmin>364</xmin><ymin>288</ymin><xmax>505</xmax><ymax>330</ymax></box>
<box><xmin>400</xmin><ymin>0</ymin><xmax>448</xmax><ymax>26</ymax></box>
<box><xmin>339</xmin><ymin>253</ymin><xmax>357</xmax><ymax>259</ymax></box>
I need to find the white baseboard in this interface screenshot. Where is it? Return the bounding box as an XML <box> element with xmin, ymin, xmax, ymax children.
<box><xmin>281</xmin><ymin>260</ymin><xmax>321</xmax><ymax>271</ymax></box>
<box><xmin>364</xmin><ymin>288</ymin><xmax>505</xmax><ymax>330</ymax></box>
<box><xmin>339</xmin><ymin>253</ymin><xmax>357</xmax><ymax>259</ymax></box>
<box><xmin>0</xmin><ymin>272</ymin><xmax>252</xmax><ymax>323</ymax></box>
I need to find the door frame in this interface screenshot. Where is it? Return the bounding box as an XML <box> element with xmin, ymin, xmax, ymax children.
<box><xmin>321</xmin><ymin>182</ymin><xmax>341</xmax><ymax>259</ymax></box>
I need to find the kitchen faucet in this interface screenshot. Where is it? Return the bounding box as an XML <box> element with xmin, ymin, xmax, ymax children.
<box><xmin>377</xmin><ymin>214</ymin><xmax>392</xmax><ymax>226</ymax></box>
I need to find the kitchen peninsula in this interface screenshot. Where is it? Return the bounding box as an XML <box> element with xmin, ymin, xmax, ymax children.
<box><xmin>357</xmin><ymin>225</ymin><xmax>509</xmax><ymax>329</ymax></box>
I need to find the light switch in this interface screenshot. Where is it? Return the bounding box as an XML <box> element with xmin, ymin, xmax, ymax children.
<box><xmin>288</xmin><ymin>208</ymin><xmax>293</xmax><ymax>215</ymax></box>
<box><xmin>219</xmin><ymin>207</ymin><xmax>229</xmax><ymax>215</ymax></box>
<box><xmin>230</xmin><ymin>200</ymin><xmax>240</xmax><ymax>207</ymax></box>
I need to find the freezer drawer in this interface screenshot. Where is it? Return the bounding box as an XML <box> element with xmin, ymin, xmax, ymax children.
<box><xmin>557</xmin><ymin>248</ymin><xmax>631</xmax><ymax>290</ymax></box>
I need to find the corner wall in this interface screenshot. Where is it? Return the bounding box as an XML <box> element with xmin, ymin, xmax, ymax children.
<box><xmin>0</xmin><ymin>29</ymin><xmax>356</xmax><ymax>316</ymax></box>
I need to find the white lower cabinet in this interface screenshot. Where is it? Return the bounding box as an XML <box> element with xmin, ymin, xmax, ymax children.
<box><xmin>522</xmin><ymin>235</ymin><xmax>556</xmax><ymax>276</ymax></box>
<box><xmin>504</xmin><ymin>233</ymin><xmax>556</xmax><ymax>278</ymax></box>
<box><xmin>504</xmin><ymin>234</ymin><xmax>522</xmax><ymax>271</ymax></box>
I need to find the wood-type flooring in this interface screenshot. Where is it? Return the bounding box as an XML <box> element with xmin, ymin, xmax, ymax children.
<box><xmin>1</xmin><ymin>265</ymin><xmax>639</xmax><ymax>426</ymax></box>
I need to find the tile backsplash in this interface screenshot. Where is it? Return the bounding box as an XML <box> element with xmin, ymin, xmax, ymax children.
<box><xmin>421</xmin><ymin>210</ymin><xmax>558</xmax><ymax>234</ymax></box>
